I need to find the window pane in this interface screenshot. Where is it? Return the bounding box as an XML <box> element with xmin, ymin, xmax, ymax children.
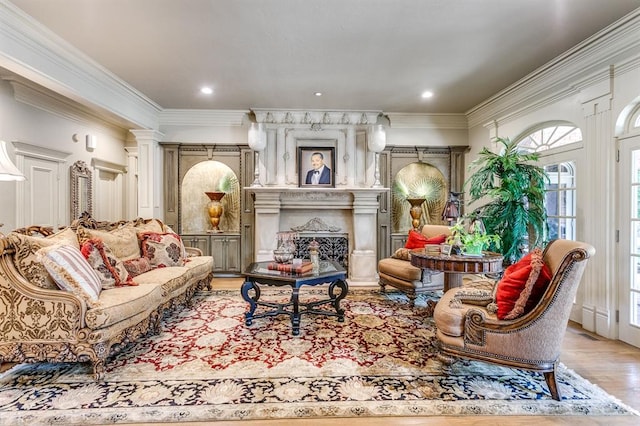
<box><xmin>545</xmin><ymin>191</ymin><xmax>558</xmax><ymax>216</ymax></box>
<box><xmin>634</xmin><ymin>221</ymin><xmax>640</xmax><ymax>256</ymax></box>
<box><xmin>558</xmin><ymin>217</ymin><xmax>576</xmax><ymax>240</ymax></box>
<box><xmin>548</xmin><ymin>218</ymin><xmax>559</xmax><ymax>240</ymax></box>
<box><xmin>632</xmin><ymin>291</ymin><xmax>640</xmax><ymax>327</ymax></box>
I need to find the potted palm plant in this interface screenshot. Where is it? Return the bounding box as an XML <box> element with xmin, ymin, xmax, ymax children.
<box><xmin>465</xmin><ymin>137</ymin><xmax>548</xmax><ymax>265</ymax></box>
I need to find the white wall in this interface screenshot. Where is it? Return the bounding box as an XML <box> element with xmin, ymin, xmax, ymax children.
<box><xmin>0</xmin><ymin>78</ymin><xmax>130</xmax><ymax>230</ymax></box>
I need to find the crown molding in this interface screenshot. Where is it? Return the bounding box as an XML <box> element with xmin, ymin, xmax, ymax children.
<box><xmin>0</xmin><ymin>0</ymin><xmax>160</xmax><ymax>130</ymax></box>
<box><xmin>251</xmin><ymin>108</ymin><xmax>382</xmax><ymax>127</ymax></box>
<box><xmin>2</xmin><ymin>75</ymin><xmax>130</xmax><ymax>139</ymax></box>
<box><xmin>467</xmin><ymin>9</ymin><xmax>640</xmax><ymax>129</ymax></box>
<box><xmin>386</xmin><ymin>113</ymin><xmax>468</xmax><ymax>129</ymax></box>
<box><xmin>158</xmin><ymin>109</ymin><xmax>248</xmax><ymax>127</ymax></box>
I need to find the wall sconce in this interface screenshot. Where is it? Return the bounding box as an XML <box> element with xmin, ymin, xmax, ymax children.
<box><xmin>86</xmin><ymin>134</ymin><xmax>97</xmax><ymax>151</ymax></box>
<box><xmin>247</xmin><ymin>122</ymin><xmax>266</xmax><ymax>187</ymax></box>
<box><xmin>442</xmin><ymin>191</ymin><xmax>462</xmax><ymax>225</ymax></box>
<box><xmin>368</xmin><ymin>124</ymin><xmax>386</xmax><ymax>188</ymax></box>
<box><xmin>0</xmin><ymin>140</ymin><xmax>26</xmax><ymax>181</ymax></box>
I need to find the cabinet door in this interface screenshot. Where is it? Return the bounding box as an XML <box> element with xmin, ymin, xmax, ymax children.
<box><xmin>182</xmin><ymin>235</ymin><xmax>210</xmax><ymax>256</ymax></box>
<box><xmin>225</xmin><ymin>236</ymin><xmax>241</xmax><ymax>272</ymax></box>
<box><xmin>210</xmin><ymin>236</ymin><xmax>226</xmax><ymax>273</ymax></box>
<box><xmin>210</xmin><ymin>235</ymin><xmax>241</xmax><ymax>274</ymax></box>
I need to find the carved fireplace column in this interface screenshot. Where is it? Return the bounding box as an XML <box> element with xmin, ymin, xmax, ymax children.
<box><xmin>350</xmin><ymin>189</ymin><xmax>388</xmax><ymax>281</ymax></box>
<box><xmin>251</xmin><ymin>190</ymin><xmax>282</xmax><ymax>261</ymax></box>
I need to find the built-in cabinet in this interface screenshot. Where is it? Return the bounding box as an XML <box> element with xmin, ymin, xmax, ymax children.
<box><xmin>182</xmin><ymin>233</ymin><xmax>241</xmax><ymax>275</ymax></box>
<box><xmin>210</xmin><ymin>233</ymin><xmax>241</xmax><ymax>275</ymax></box>
<box><xmin>161</xmin><ymin>143</ymin><xmax>253</xmax><ymax>277</ymax></box>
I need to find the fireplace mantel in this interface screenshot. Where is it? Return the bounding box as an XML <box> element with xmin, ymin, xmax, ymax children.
<box><xmin>246</xmin><ymin>186</ymin><xmax>388</xmax><ymax>282</ymax></box>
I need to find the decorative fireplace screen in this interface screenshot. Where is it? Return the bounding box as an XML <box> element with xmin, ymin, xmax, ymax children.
<box><xmin>294</xmin><ymin>234</ymin><xmax>349</xmax><ymax>269</ymax></box>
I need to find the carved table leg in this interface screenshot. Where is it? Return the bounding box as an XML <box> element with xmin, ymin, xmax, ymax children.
<box><xmin>241</xmin><ymin>279</ymin><xmax>261</xmax><ymax>326</ymax></box>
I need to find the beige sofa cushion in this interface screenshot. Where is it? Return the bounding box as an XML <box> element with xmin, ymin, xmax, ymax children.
<box><xmin>183</xmin><ymin>255</ymin><xmax>215</xmax><ymax>281</ymax></box>
<box><xmin>8</xmin><ymin>227</ymin><xmax>79</xmax><ymax>289</ymax></box>
<box><xmin>77</xmin><ymin>224</ymin><xmax>140</xmax><ymax>261</ymax></box>
<box><xmin>134</xmin><ymin>266</ymin><xmax>189</xmax><ymax>296</ymax></box>
<box><xmin>86</xmin><ymin>283</ymin><xmax>164</xmax><ymax>330</ymax></box>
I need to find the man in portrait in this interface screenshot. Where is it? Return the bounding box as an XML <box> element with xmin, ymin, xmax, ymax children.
<box><xmin>305</xmin><ymin>151</ymin><xmax>331</xmax><ymax>185</ymax></box>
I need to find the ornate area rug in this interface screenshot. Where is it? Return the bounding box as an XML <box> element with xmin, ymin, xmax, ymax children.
<box><xmin>0</xmin><ymin>288</ymin><xmax>637</xmax><ymax>425</ymax></box>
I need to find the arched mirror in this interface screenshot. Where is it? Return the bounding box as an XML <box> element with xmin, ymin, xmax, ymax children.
<box><xmin>70</xmin><ymin>160</ymin><xmax>93</xmax><ymax>220</ymax></box>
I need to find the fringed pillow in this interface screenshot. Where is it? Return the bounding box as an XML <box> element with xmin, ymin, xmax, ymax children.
<box><xmin>494</xmin><ymin>248</ymin><xmax>552</xmax><ymax>320</ymax></box>
<box><xmin>80</xmin><ymin>238</ymin><xmax>136</xmax><ymax>288</ymax></box>
<box><xmin>139</xmin><ymin>232</ymin><xmax>186</xmax><ymax>268</ymax></box>
<box><xmin>37</xmin><ymin>244</ymin><xmax>102</xmax><ymax>307</ymax></box>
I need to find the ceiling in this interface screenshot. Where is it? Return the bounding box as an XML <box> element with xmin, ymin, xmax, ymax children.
<box><xmin>8</xmin><ymin>0</ymin><xmax>640</xmax><ymax>114</ymax></box>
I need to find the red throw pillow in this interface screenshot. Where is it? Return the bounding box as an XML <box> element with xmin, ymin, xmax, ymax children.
<box><xmin>494</xmin><ymin>248</ymin><xmax>552</xmax><ymax>320</ymax></box>
<box><xmin>404</xmin><ymin>230</ymin><xmax>447</xmax><ymax>249</ymax></box>
<box><xmin>80</xmin><ymin>238</ymin><xmax>136</xmax><ymax>288</ymax></box>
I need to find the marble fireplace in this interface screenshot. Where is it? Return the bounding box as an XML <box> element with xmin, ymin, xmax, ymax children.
<box><xmin>244</xmin><ymin>109</ymin><xmax>392</xmax><ymax>282</ymax></box>
<box><xmin>247</xmin><ymin>187</ymin><xmax>386</xmax><ymax>282</ymax></box>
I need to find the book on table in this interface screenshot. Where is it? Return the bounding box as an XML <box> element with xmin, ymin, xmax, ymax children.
<box><xmin>267</xmin><ymin>261</ymin><xmax>313</xmax><ymax>274</ymax></box>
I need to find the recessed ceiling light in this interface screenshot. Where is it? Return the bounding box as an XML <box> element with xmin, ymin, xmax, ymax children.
<box><xmin>200</xmin><ymin>86</ymin><xmax>213</xmax><ymax>95</ymax></box>
<box><xmin>421</xmin><ymin>91</ymin><xmax>434</xmax><ymax>99</ymax></box>
<box><xmin>314</xmin><ymin>92</ymin><xmax>322</xmax><ymax>96</ymax></box>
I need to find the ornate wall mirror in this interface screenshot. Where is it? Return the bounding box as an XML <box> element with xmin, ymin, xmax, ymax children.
<box><xmin>70</xmin><ymin>160</ymin><xmax>93</xmax><ymax>220</ymax></box>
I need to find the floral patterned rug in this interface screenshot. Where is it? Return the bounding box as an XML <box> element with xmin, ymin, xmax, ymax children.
<box><xmin>0</xmin><ymin>288</ymin><xmax>637</xmax><ymax>425</ymax></box>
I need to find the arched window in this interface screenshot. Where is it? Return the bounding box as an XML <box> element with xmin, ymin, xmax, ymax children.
<box><xmin>516</xmin><ymin>124</ymin><xmax>582</xmax><ymax>241</ymax></box>
<box><xmin>519</xmin><ymin>124</ymin><xmax>582</xmax><ymax>153</ymax></box>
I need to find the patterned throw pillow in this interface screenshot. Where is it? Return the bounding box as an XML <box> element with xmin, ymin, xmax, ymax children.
<box><xmin>494</xmin><ymin>248</ymin><xmax>552</xmax><ymax>320</ymax></box>
<box><xmin>76</xmin><ymin>224</ymin><xmax>140</xmax><ymax>261</ymax></box>
<box><xmin>391</xmin><ymin>247</ymin><xmax>411</xmax><ymax>261</ymax></box>
<box><xmin>37</xmin><ymin>244</ymin><xmax>102</xmax><ymax>307</ymax></box>
<box><xmin>139</xmin><ymin>232</ymin><xmax>186</xmax><ymax>267</ymax></box>
<box><xmin>122</xmin><ymin>257</ymin><xmax>154</xmax><ymax>277</ymax></box>
<box><xmin>80</xmin><ymin>239</ymin><xmax>136</xmax><ymax>288</ymax></box>
<box><xmin>8</xmin><ymin>227</ymin><xmax>80</xmax><ymax>289</ymax></box>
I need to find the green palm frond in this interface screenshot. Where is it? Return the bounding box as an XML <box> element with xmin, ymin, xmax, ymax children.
<box><xmin>466</xmin><ymin>137</ymin><xmax>549</xmax><ymax>264</ymax></box>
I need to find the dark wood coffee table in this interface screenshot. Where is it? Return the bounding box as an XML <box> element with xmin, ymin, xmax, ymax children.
<box><xmin>410</xmin><ymin>249</ymin><xmax>504</xmax><ymax>291</ymax></box>
<box><xmin>241</xmin><ymin>260</ymin><xmax>348</xmax><ymax>335</ymax></box>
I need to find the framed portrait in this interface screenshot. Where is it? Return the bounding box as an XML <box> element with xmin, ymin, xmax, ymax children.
<box><xmin>440</xmin><ymin>244</ymin><xmax>453</xmax><ymax>256</ymax></box>
<box><xmin>298</xmin><ymin>147</ymin><xmax>335</xmax><ymax>188</ymax></box>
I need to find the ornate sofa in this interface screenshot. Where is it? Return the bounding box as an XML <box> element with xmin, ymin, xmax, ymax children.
<box><xmin>378</xmin><ymin>224</ymin><xmax>452</xmax><ymax>305</ymax></box>
<box><xmin>0</xmin><ymin>215</ymin><xmax>213</xmax><ymax>378</ymax></box>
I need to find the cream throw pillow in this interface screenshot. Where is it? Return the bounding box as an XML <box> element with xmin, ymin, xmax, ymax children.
<box><xmin>38</xmin><ymin>244</ymin><xmax>102</xmax><ymax>307</ymax></box>
<box><xmin>77</xmin><ymin>224</ymin><xmax>140</xmax><ymax>261</ymax></box>
<box><xmin>8</xmin><ymin>227</ymin><xmax>79</xmax><ymax>289</ymax></box>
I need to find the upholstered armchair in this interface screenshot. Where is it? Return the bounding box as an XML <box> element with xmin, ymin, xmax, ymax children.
<box><xmin>378</xmin><ymin>224</ymin><xmax>452</xmax><ymax>306</ymax></box>
<box><xmin>433</xmin><ymin>239</ymin><xmax>595</xmax><ymax>400</ymax></box>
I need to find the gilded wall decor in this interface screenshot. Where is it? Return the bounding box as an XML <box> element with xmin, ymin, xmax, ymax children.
<box><xmin>181</xmin><ymin>160</ymin><xmax>240</xmax><ymax>233</ymax></box>
<box><xmin>391</xmin><ymin>162</ymin><xmax>447</xmax><ymax>232</ymax></box>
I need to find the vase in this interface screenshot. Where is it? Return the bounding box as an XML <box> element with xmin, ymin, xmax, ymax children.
<box><xmin>407</xmin><ymin>198</ymin><xmax>426</xmax><ymax>230</ymax></box>
<box><xmin>205</xmin><ymin>191</ymin><xmax>225</xmax><ymax>232</ymax></box>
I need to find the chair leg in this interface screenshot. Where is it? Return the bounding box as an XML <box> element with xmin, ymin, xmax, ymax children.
<box><xmin>407</xmin><ymin>292</ymin><xmax>416</xmax><ymax>307</ymax></box>
<box><xmin>544</xmin><ymin>365</ymin><xmax>561</xmax><ymax>401</ymax></box>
